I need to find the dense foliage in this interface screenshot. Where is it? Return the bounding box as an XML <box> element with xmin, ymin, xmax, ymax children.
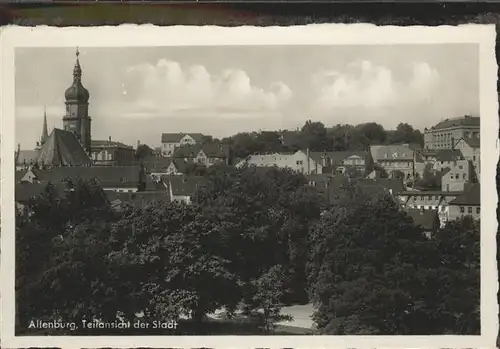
<box><xmin>16</xmin><ymin>168</ymin><xmax>479</xmax><ymax>335</ymax></box>
<box><xmin>307</xmin><ymin>183</ymin><xmax>480</xmax><ymax>334</ymax></box>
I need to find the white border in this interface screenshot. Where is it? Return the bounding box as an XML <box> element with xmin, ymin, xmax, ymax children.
<box><xmin>1</xmin><ymin>24</ymin><xmax>498</xmax><ymax>348</ymax></box>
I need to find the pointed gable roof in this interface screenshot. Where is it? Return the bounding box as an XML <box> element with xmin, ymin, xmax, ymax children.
<box><xmin>36</xmin><ymin>128</ymin><xmax>92</xmax><ymax>167</ymax></box>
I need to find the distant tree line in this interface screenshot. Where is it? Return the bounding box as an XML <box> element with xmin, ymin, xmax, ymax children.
<box><xmin>221</xmin><ymin>121</ymin><xmax>424</xmax><ymax>159</ymax></box>
<box><xmin>134</xmin><ymin>121</ymin><xmax>424</xmax><ymax>161</ymax></box>
<box><xmin>16</xmin><ymin>166</ymin><xmax>479</xmax><ymax>335</ymax></box>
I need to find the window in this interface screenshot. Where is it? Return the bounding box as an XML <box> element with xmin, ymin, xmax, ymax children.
<box><xmin>460</xmin><ymin>207</ymin><xmax>465</xmax><ymax>213</ymax></box>
<box><xmin>455</xmin><ymin>173</ymin><xmax>459</xmax><ymax>179</ymax></box>
<box><xmin>463</xmin><ymin>173</ymin><xmax>467</xmax><ymax>179</ymax></box>
<box><xmin>435</xmin><ymin>196</ymin><xmax>439</xmax><ymax>200</ymax></box>
<box><xmin>450</xmin><ymin>174</ymin><xmax>454</xmax><ymax>179</ymax></box>
<box><xmin>459</xmin><ymin>165</ymin><xmax>463</xmax><ymax>169</ymax></box>
<box><xmin>476</xmin><ymin>207</ymin><xmax>480</xmax><ymax>214</ymax></box>
<box><xmin>428</xmin><ymin>196</ymin><xmax>432</xmax><ymax>200</ymax></box>
<box><xmin>468</xmin><ymin>207</ymin><xmax>472</xmax><ymax>214</ymax></box>
<box><xmin>473</xmin><ymin>156</ymin><xmax>476</xmax><ymax>161</ymax></box>
<box><xmin>296</xmin><ymin>160</ymin><xmax>303</xmax><ymax>165</ymax></box>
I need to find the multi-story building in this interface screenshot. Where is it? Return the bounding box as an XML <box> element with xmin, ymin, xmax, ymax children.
<box><xmin>369</xmin><ymin>144</ymin><xmax>415</xmax><ymax>180</ymax></box>
<box><xmin>172</xmin><ymin>143</ymin><xmax>231</xmax><ymax>167</ymax></box>
<box><xmin>423</xmin><ymin>115</ymin><xmax>480</xmax><ymax>150</ymax></box>
<box><xmin>448</xmin><ymin>183</ymin><xmax>480</xmax><ymax>221</ymax></box>
<box><xmin>90</xmin><ymin>138</ymin><xmax>135</xmax><ymax>166</ymax></box>
<box><xmin>454</xmin><ymin>137</ymin><xmax>480</xmax><ymax>181</ymax></box>
<box><xmin>161</xmin><ymin>133</ymin><xmax>205</xmax><ymax>157</ymax></box>
<box><xmin>440</xmin><ymin>159</ymin><xmax>474</xmax><ymax>192</ymax></box>
<box><xmin>238</xmin><ymin>149</ymin><xmax>323</xmax><ymax>175</ymax></box>
<box><xmin>309</xmin><ymin>151</ymin><xmax>367</xmax><ymax>176</ymax></box>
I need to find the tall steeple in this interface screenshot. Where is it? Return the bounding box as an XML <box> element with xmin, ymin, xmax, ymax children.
<box><xmin>73</xmin><ymin>47</ymin><xmax>82</xmax><ymax>82</ymax></box>
<box><xmin>63</xmin><ymin>47</ymin><xmax>92</xmax><ymax>154</ymax></box>
<box><xmin>40</xmin><ymin>105</ymin><xmax>49</xmax><ymax>145</ymax></box>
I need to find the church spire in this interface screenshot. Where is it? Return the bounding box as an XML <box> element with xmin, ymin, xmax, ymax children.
<box><xmin>73</xmin><ymin>47</ymin><xmax>82</xmax><ymax>82</ymax></box>
<box><xmin>41</xmin><ymin>105</ymin><xmax>48</xmax><ymax>145</ymax></box>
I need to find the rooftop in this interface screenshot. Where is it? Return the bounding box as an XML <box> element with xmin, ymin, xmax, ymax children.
<box><xmin>406</xmin><ymin>208</ymin><xmax>439</xmax><ymax>230</ymax></box>
<box><xmin>32</xmin><ymin>166</ymin><xmax>144</xmax><ymax>189</ymax></box>
<box><xmin>36</xmin><ymin>128</ymin><xmax>92</xmax><ymax>167</ymax></box>
<box><xmin>369</xmin><ymin>145</ymin><xmax>414</xmax><ymax>161</ymax></box>
<box><xmin>169</xmin><ymin>175</ymin><xmax>206</xmax><ymax>197</ymax></box>
<box><xmin>449</xmin><ymin>183</ymin><xmax>480</xmax><ymax>206</ymax></box>
<box><xmin>161</xmin><ymin>133</ymin><xmax>205</xmax><ymax>143</ymax></box>
<box><xmin>429</xmin><ymin>115</ymin><xmax>480</xmax><ymax>131</ymax></box>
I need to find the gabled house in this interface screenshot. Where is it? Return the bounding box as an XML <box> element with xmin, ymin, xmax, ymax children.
<box><xmin>241</xmin><ymin>149</ymin><xmax>323</xmax><ymax>174</ymax></box>
<box><xmin>161</xmin><ymin>133</ymin><xmax>205</xmax><ymax>157</ymax></box>
<box><xmin>440</xmin><ymin>159</ymin><xmax>474</xmax><ymax>192</ymax></box>
<box><xmin>168</xmin><ymin>175</ymin><xmax>206</xmax><ymax>205</ymax></box>
<box><xmin>172</xmin><ymin>143</ymin><xmax>230</xmax><ymax>167</ymax></box>
<box><xmin>309</xmin><ymin>151</ymin><xmax>368</xmax><ymax>176</ymax></box>
<box><xmin>405</xmin><ymin>208</ymin><xmax>440</xmax><ymax>236</ymax></box>
<box><xmin>454</xmin><ymin>137</ymin><xmax>480</xmax><ymax>180</ymax></box>
<box><xmin>369</xmin><ymin>144</ymin><xmax>415</xmax><ymax>181</ymax></box>
<box><xmin>448</xmin><ymin>183</ymin><xmax>480</xmax><ymax>221</ymax></box>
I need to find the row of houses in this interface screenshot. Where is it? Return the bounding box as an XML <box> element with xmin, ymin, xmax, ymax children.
<box><xmin>15</xmin><ymin>166</ymin><xmax>206</xmax><ymax>211</ymax></box>
<box><xmin>304</xmin><ymin>172</ymin><xmax>480</xmax><ymax>235</ymax></box>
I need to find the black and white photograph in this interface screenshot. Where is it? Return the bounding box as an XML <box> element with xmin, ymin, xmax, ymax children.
<box><xmin>1</xmin><ymin>24</ymin><xmax>497</xmax><ymax>348</ymax></box>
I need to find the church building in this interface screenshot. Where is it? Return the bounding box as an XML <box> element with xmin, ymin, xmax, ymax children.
<box><xmin>16</xmin><ymin>48</ymin><xmax>135</xmax><ymax>169</ymax></box>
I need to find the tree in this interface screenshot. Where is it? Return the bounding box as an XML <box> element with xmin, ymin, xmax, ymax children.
<box><xmin>245</xmin><ymin>265</ymin><xmax>293</xmax><ymax>332</ymax></box>
<box><xmin>415</xmin><ymin>163</ymin><xmax>442</xmax><ymax>190</ymax></box>
<box><xmin>307</xmin><ymin>183</ymin><xmax>436</xmax><ymax>334</ymax></box>
<box><xmin>301</xmin><ymin>120</ymin><xmax>329</xmax><ymax>151</ymax></box>
<box><xmin>16</xmin><ymin>179</ymin><xmax>114</xmax><ymax>332</ymax></box>
<box><xmin>196</xmin><ymin>166</ymin><xmax>321</xmax><ymax>305</ymax></box>
<box><xmin>386</xmin><ymin>123</ymin><xmax>424</xmax><ymax>147</ymax></box>
<box><xmin>135</xmin><ymin>144</ymin><xmax>154</xmax><ymax>160</ymax></box>
<box><xmin>108</xmin><ymin>202</ymin><xmax>240</xmax><ymax>333</ymax></box>
<box><xmin>308</xmin><ymin>182</ymin><xmax>479</xmax><ymax>334</ymax></box>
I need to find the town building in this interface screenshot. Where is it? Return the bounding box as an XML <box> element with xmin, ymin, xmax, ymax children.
<box><xmin>90</xmin><ymin>138</ymin><xmax>135</xmax><ymax>166</ymax></box>
<box><xmin>405</xmin><ymin>208</ymin><xmax>440</xmax><ymax>236</ymax></box>
<box><xmin>161</xmin><ymin>133</ymin><xmax>206</xmax><ymax>157</ymax></box>
<box><xmin>309</xmin><ymin>151</ymin><xmax>367</xmax><ymax>176</ymax></box>
<box><xmin>239</xmin><ymin>149</ymin><xmax>323</xmax><ymax>175</ymax></box>
<box><xmin>454</xmin><ymin>137</ymin><xmax>481</xmax><ymax>180</ymax></box>
<box><xmin>448</xmin><ymin>183</ymin><xmax>481</xmax><ymax>221</ymax></box>
<box><xmin>172</xmin><ymin>143</ymin><xmax>231</xmax><ymax>167</ymax></box>
<box><xmin>369</xmin><ymin>144</ymin><xmax>415</xmax><ymax>180</ymax></box>
<box><xmin>168</xmin><ymin>175</ymin><xmax>206</xmax><ymax>205</ymax></box>
<box><xmin>15</xmin><ymin>166</ymin><xmax>147</xmax><ymax>194</ymax></box>
<box><xmin>423</xmin><ymin>115</ymin><xmax>480</xmax><ymax>150</ymax></box>
<box><xmin>440</xmin><ymin>159</ymin><xmax>474</xmax><ymax>192</ymax></box>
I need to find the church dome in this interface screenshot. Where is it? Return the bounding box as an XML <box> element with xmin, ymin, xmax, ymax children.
<box><xmin>65</xmin><ymin>48</ymin><xmax>90</xmax><ymax>103</ymax></box>
<box><xmin>65</xmin><ymin>82</ymin><xmax>90</xmax><ymax>103</ymax></box>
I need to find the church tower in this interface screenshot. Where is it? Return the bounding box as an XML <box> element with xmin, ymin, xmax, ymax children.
<box><xmin>63</xmin><ymin>47</ymin><xmax>92</xmax><ymax>154</ymax></box>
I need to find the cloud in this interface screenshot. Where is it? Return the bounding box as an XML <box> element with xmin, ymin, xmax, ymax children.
<box><xmin>311</xmin><ymin>60</ymin><xmax>441</xmax><ymax>113</ymax></box>
<box><xmin>124</xmin><ymin>59</ymin><xmax>292</xmax><ymax>115</ymax></box>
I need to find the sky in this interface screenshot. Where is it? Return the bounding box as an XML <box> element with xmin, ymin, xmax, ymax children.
<box><xmin>15</xmin><ymin>44</ymin><xmax>479</xmax><ymax>149</ymax></box>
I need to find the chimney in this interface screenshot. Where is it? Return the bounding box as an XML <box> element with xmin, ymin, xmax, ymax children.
<box><xmin>17</xmin><ymin>143</ymin><xmax>20</xmax><ymax>152</ymax></box>
<box><xmin>137</xmin><ymin>140</ymin><xmax>140</xmax><ymax>148</ymax></box>
<box><xmin>306</xmin><ymin>148</ymin><xmax>310</xmax><ymax>174</ymax></box>
<box><xmin>108</xmin><ymin>136</ymin><xmax>112</xmax><ymax>142</ymax></box>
